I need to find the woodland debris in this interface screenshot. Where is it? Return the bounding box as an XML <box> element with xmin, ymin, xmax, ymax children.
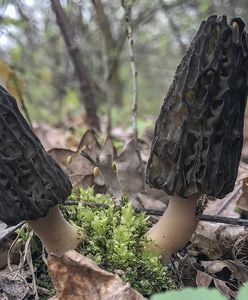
<box><xmin>0</xmin><ymin>276</ymin><xmax>34</xmax><ymax>300</ymax></box>
<box><xmin>49</xmin><ymin>130</ymin><xmax>169</xmax><ymax>208</ymax></box>
<box><xmin>48</xmin><ymin>250</ymin><xmax>145</xmax><ymax>300</ymax></box>
<box><xmin>191</xmin><ymin>222</ymin><xmax>248</xmax><ymax>260</ymax></box>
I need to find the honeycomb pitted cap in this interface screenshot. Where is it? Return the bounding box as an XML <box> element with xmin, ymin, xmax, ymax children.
<box><xmin>0</xmin><ymin>86</ymin><xmax>72</xmax><ymax>225</ymax></box>
<box><xmin>146</xmin><ymin>16</ymin><xmax>248</xmax><ymax>199</ymax></box>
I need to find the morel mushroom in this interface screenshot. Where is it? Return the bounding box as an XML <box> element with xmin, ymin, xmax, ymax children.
<box><xmin>146</xmin><ymin>16</ymin><xmax>248</xmax><ymax>261</ymax></box>
<box><xmin>0</xmin><ymin>85</ymin><xmax>84</xmax><ymax>256</ymax></box>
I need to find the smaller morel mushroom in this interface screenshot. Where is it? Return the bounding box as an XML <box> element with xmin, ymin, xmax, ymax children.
<box><xmin>0</xmin><ymin>86</ymin><xmax>84</xmax><ymax>256</ymax></box>
<box><xmin>146</xmin><ymin>16</ymin><xmax>248</xmax><ymax>261</ymax></box>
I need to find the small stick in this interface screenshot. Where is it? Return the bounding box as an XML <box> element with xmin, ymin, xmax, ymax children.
<box><xmin>121</xmin><ymin>0</ymin><xmax>138</xmax><ymax>142</ymax></box>
<box><xmin>121</xmin><ymin>0</ymin><xmax>145</xmax><ymax>183</ymax></box>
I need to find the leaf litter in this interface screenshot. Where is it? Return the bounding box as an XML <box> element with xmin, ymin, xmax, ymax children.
<box><xmin>1</xmin><ymin>124</ymin><xmax>248</xmax><ymax>299</ymax></box>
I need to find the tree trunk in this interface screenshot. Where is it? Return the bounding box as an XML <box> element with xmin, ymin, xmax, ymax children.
<box><xmin>51</xmin><ymin>0</ymin><xmax>100</xmax><ymax>131</ymax></box>
<box><xmin>92</xmin><ymin>0</ymin><xmax>123</xmax><ymax>106</ymax></box>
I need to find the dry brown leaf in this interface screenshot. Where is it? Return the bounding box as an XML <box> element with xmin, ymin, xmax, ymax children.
<box><xmin>34</xmin><ymin>123</ymin><xmax>76</xmax><ymax>151</ymax></box>
<box><xmin>48</xmin><ymin>130</ymin><xmax>100</xmax><ymax>187</ymax></box>
<box><xmin>196</xmin><ymin>270</ymin><xmax>212</xmax><ymax>287</ymax></box>
<box><xmin>192</xmin><ymin>223</ymin><xmax>248</xmax><ymax>260</ymax></box>
<box><xmin>48</xmin><ymin>250</ymin><xmax>145</xmax><ymax>300</ymax></box>
<box><xmin>48</xmin><ymin>148</ymin><xmax>93</xmax><ymax>176</ymax></box>
<box><xmin>117</xmin><ymin>140</ymin><xmax>145</xmax><ymax>195</ymax></box>
<box><xmin>213</xmin><ymin>278</ymin><xmax>237</xmax><ymax>299</ymax></box>
<box><xmin>98</xmin><ymin>136</ymin><xmax>117</xmax><ymax>160</ymax></box>
<box><xmin>48</xmin><ymin>130</ymin><xmax>166</xmax><ymax>208</ymax></box>
<box><xmin>196</xmin><ymin>261</ymin><xmax>243</xmax><ymax>299</ymax></box>
<box><xmin>202</xmin><ymin>260</ymin><xmax>248</xmax><ymax>284</ymax></box>
<box><xmin>68</xmin><ymin>174</ymin><xmax>94</xmax><ymax>188</ymax></box>
<box><xmin>96</xmin><ymin>153</ymin><xmax>122</xmax><ymax>201</ymax></box>
<box><xmin>0</xmin><ymin>276</ymin><xmax>34</xmax><ymax>300</ymax></box>
<box><xmin>77</xmin><ymin>129</ymin><xmax>101</xmax><ymax>155</ymax></box>
<box><xmin>136</xmin><ymin>188</ymin><xmax>169</xmax><ymax>210</ymax></box>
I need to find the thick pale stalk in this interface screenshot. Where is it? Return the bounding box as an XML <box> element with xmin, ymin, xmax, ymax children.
<box><xmin>147</xmin><ymin>195</ymin><xmax>198</xmax><ymax>262</ymax></box>
<box><xmin>28</xmin><ymin>205</ymin><xmax>84</xmax><ymax>256</ymax></box>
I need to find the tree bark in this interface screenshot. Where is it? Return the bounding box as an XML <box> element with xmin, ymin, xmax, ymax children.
<box><xmin>51</xmin><ymin>0</ymin><xmax>100</xmax><ymax>131</ymax></box>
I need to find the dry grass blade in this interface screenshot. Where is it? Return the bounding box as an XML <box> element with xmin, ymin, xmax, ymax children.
<box><xmin>232</xmin><ymin>234</ymin><xmax>248</xmax><ymax>268</ymax></box>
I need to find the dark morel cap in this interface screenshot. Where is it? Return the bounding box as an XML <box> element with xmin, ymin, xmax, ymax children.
<box><xmin>0</xmin><ymin>86</ymin><xmax>72</xmax><ymax>225</ymax></box>
<box><xmin>146</xmin><ymin>16</ymin><xmax>248</xmax><ymax>199</ymax></box>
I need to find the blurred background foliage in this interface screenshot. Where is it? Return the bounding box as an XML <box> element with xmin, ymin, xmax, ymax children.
<box><xmin>0</xmin><ymin>0</ymin><xmax>247</xmax><ymax>130</ymax></box>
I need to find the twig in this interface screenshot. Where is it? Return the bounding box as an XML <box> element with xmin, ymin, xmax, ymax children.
<box><xmin>36</xmin><ymin>285</ymin><xmax>53</xmax><ymax>296</ymax></box>
<box><xmin>65</xmin><ymin>201</ymin><xmax>248</xmax><ymax>227</ymax></box>
<box><xmin>13</xmin><ymin>230</ymin><xmax>33</xmax><ymax>280</ymax></box>
<box><xmin>7</xmin><ymin>223</ymin><xmax>27</xmax><ymax>271</ymax></box>
<box><xmin>121</xmin><ymin>0</ymin><xmax>145</xmax><ymax>183</ymax></box>
<box><xmin>121</xmin><ymin>0</ymin><xmax>138</xmax><ymax>142</ymax></box>
<box><xmin>199</xmin><ymin>214</ymin><xmax>248</xmax><ymax>226</ymax></box>
<box><xmin>26</xmin><ymin>234</ymin><xmax>39</xmax><ymax>299</ymax></box>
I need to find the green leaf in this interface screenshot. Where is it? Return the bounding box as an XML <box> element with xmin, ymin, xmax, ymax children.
<box><xmin>151</xmin><ymin>287</ymin><xmax>227</xmax><ymax>300</ymax></box>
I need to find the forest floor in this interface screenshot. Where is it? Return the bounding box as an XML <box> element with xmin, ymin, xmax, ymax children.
<box><xmin>0</xmin><ymin>117</ymin><xmax>248</xmax><ymax>300</ymax></box>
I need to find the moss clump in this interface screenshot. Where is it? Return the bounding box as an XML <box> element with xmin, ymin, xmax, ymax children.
<box><xmin>67</xmin><ymin>187</ymin><xmax>175</xmax><ymax>296</ymax></box>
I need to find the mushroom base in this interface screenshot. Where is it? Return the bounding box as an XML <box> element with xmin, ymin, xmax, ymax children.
<box><xmin>28</xmin><ymin>205</ymin><xmax>84</xmax><ymax>256</ymax></box>
<box><xmin>147</xmin><ymin>195</ymin><xmax>198</xmax><ymax>262</ymax></box>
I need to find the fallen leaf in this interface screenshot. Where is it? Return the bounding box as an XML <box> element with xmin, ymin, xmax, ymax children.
<box><xmin>196</xmin><ymin>270</ymin><xmax>212</xmax><ymax>287</ymax></box>
<box><xmin>48</xmin><ymin>130</ymin><xmax>99</xmax><ymax>186</ymax></box>
<box><xmin>117</xmin><ymin>140</ymin><xmax>145</xmax><ymax>195</ymax></box>
<box><xmin>213</xmin><ymin>278</ymin><xmax>237</xmax><ymax>299</ymax></box>
<box><xmin>48</xmin><ymin>250</ymin><xmax>145</xmax><ymax>300</ymax></box>
<box><xmin>49</xmin><ymin>148</ymin><xmax>93</xmax><ymax>176</ymax></box>
<box><xmin>34</xmin><ymin>123</ymin><xmax>75</xmax><ymax>151</ymax></box>
<box><xmin>202</xmin><ymin>260</ymin><xmax>248</xmax><ymax>284</ymax></box>
<box><xmin>191</xmin><ymin>223</ymin><xmax>248</xmax><ymax>260</ymax></box>
<box><xmin>0</xmin><ymin>276</ymin><xmax>34</xmax><ymax>300</ymax></box>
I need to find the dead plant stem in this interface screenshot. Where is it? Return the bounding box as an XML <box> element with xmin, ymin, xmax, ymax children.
<box><xmin>121</xmin><ymin>0</ymin><xmax>144</xmax><ymax>183</ymax></box>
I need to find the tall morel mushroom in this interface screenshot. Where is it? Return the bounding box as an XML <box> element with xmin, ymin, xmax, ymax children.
<box><xmin>0</xmin><ymin>86</ymin><xmax>84</xmax><ymax>256</ymax></box>
<box><xmin>146</xmin><ymin>16</ymin><xmax>248</xmax><ymax>261</ymax></box>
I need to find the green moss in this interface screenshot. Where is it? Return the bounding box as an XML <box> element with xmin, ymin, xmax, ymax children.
<box><xmin>17</xmin><ymin>187</ymin><xmax>175</xmax><ymax>297</ymax></box>
<box><xmin>67</xmin><ymin>187</ymin><xmax>175</xmax><ymax>297</ymax></box>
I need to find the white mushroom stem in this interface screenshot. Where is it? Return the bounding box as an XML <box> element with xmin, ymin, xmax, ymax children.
<box><xmin>28</xmin><ymin>205</ymin><xmax>84</xmax><ymax>256</ymax></box>
<box><xmin>147</xmin><ymin>195</ymin><xmax>199</xmax><ymax>262</ymax></box>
